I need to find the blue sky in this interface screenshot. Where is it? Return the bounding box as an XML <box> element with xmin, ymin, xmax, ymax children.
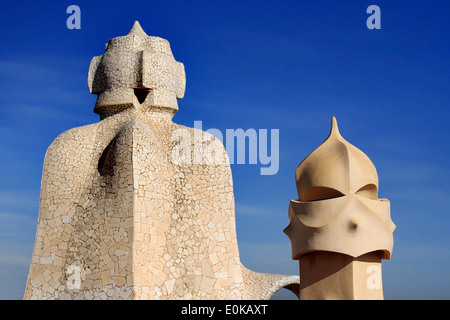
<box><xmin>0</xmin><ymin>0</ymin><xmax>449</xmax><ymax>299</ymax></box>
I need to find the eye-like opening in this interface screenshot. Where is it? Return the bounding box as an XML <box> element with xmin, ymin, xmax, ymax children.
<box><xmin>134</xmin><ymin>88</ymin><xmax>151</xmax><ymax>104</ymax></box>
<box><xmin>301</xmin><ymin>186</ymin><xmax>345</xmax><ymax>202</ymax></box>
<box><xmin>355</xmin><ymin>183</ymin><xmax>378</xmax><ymax>199</ymax></box>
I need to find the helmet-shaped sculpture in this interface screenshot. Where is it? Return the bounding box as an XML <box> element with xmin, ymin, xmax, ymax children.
<box><xmin>88</xmin><ymin>21</ymin><xmax>186</xmax><ymax>118</ymax></box>
<box><xmin>24</xmin><ymin>21</ymin><xmax>300</xmax><ymax>300</ymax></box>
<box><xmin>284</xmin><ymin>117</ymin><xmax>396</xmax><ymax>260</ymax></box>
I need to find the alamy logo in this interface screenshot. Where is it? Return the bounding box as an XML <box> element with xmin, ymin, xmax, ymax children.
<box><xmin>367</xmin><ymin>5</ymin><xmax>381</xmax><ymax>30</ymax></box>
<box><xmin>66</xmin><ymin>5</ymin><xmax>81</xmax><ymax>30</ymax></box>
<box><xmin>66</xmin><ymin>265</ymin><xmax>83</xmax><ymax>290</ymax></box>
<box><xmin>171</xmin><ymin>121</ymin><xmax>279</xmax><ymax>176</ymax></box>
<box><xmin>366</xmin><ymin>265</ymin><xmax>382</xmax><ymax>290</ymax></box>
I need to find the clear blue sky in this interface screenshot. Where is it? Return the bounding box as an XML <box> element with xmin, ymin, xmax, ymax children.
<box><xmin>0</xmin><ymin>0</ymin><xmax>449</xmax><ymax>299</ymax></box>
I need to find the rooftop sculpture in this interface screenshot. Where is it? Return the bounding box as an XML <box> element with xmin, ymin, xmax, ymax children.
<box><xmin>24</xmin><ymin>21</ymin><xmax>299</xmax><ymax>300</ymax></box>
<box><xmin>284</xmin><ymin>117</ymin><xmax>395</xmax><ymax>299</ymax></box>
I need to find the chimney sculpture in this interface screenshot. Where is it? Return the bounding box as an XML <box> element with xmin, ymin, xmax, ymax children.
<box><xmin>24</xmin><ymin>21</ymin><xmax>299</xmax><ymax>300</ymax></box>
<box><xmin>284</xmin><ymin>117</ymin><xmax>395</xmax><ymax>300</ymax></box>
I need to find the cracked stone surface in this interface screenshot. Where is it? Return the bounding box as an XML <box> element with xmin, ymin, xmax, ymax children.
<box><xmin>24</xmin><ymin>21</ymin><xmax>299</xmax><ymax>300</ymax></box>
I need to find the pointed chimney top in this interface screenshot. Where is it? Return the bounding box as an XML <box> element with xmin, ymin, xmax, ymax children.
<box><xmin>128</xmin><ymin>21</ymin><xmax>148</xmax><ymax>37</ymax></box>
<box><xmin>329</xmin><ymin>116</ymin><xmax>341</xmax><ymax>139</ymax></box>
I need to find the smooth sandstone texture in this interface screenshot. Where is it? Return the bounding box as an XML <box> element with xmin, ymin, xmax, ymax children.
<box><xmin>284</xmin><ymin>117</ymin><xmax>395</xmax><ymax>300</ymax></box>
<box><xmin>24</xmin><ymin>21</ymin><xmax>299</xmax><ymax>300</ymax></box>
<box><xmin>299</xmin><ymin>251</ymin><xmax>384</xmax><ymax>300</ymax></box>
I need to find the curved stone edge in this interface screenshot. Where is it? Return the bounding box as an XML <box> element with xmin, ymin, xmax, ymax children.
<box><xmin>241</xmin><ymin>266</ymin><xmax>300</xmax><ymax>300</ymax></box>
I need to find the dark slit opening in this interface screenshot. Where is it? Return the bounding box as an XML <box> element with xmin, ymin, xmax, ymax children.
<box><xmin>134</xmin><ymin>88</ymin><xmax>150</xmax><ymax>104</ymax></box>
